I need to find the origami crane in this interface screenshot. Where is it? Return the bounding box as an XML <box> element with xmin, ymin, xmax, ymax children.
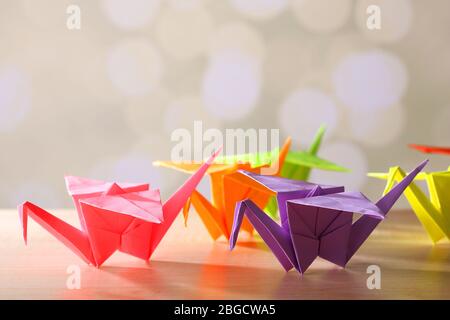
<box><xmin>18</xmin><ymin>149</ymin><xmax>221</xmax><ymax>267</ymax></box>
<box><xmin>369</xmin><ymin>164</ymin><xmax>450</xmax><ymax>244</ymax></box>
<box><xmin>219</xmin><ymin>126</ymin><xmax>349</xmax><ymax>218</ymax></box>
<box><xmin>154</xmin><ymin>127</ymin><xmax>347</xmax><ymax>241</ymax></box>
<box><xmin>229</xmin><ymin>160</ymin><xmax>427</xmax><ymax>274</ymax></box>
<box><xmin>409</xmin><ymin>144</ymin><xmax>450</xmax><ymax>156</ymax></box>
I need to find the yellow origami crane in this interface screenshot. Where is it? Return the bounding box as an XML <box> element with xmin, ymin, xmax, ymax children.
<box><xmin>368</xmin><ymin>166</ymin><xmax>450</xmax><ymax>244</ymax></box>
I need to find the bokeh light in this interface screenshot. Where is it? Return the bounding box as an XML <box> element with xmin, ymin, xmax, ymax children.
<box><xmin>209</xmin><ymin>22</ymin><xmax>265</xmax><ymax>63</ymax></box>
<box><xmin>348</xmin><ymin>104</ymin><xmax>406</xmax><ymax>147</ymax></box>
<box><xmin>279</xmin><ymin>88</ymin><xmax>339</xmax><ymax>144</ymax></box>
<box><xmin>0</xmin><ymin>65</ymin><xmax>31</xmax><ymax>132</ymax></box>
<box><xmin>310</xmin><ymin>141</ymin><xmax>368</xmax><ymax>191</ymax></box>
<box><xmin>202</xmin><ymin>50</ymin><xmax>262</xmax><ymax>121</ymax></box>
<box><xmin>292</xmin><ymin>0</ymin><xmax>351</xmax><ymax>33</ymax></box>
<box><xmin>107</xmin><ymin>38</ymin><xmax>164</xmax><ymax>97</ymax></box>
<box><xmin>229</xmin><ymin>0</ymin><xmax>288</xmax><ymax>20</ymax></box>
<box><xmin>155</xmin><ymin>5</ymin><xmax>213</xmax><ymax>60</ymax></box>
<box><xmin>1</xmin><ymin>0</ymin><xmax>447</xmax><ymax>209</ymax></box>
<box><xmin>333</xmin><ymin>50</ymin><xmax>408</xmax><ymax>111</ymax></box>
<box><xmin>101</xmin><ymin>0</ymin><xmax>161</xmax><ymax>30</ymax></box>
<box><xmin>355</xmin><ymin>0</ymin><xmax>413</xmax><ymax>43</ymax></box>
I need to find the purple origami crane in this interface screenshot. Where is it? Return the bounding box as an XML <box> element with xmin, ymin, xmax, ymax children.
<box><xmin>229</xmin><ymin>160</ymin><xmax>428</xmax><ymax>274</ymax></box>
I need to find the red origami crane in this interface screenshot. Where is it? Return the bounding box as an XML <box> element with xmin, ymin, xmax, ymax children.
<box><xmin>18</xmin><ymin>149</ymin><xmax>220</xmax><ymax>267</ymax></box>
<box><xmin>409</xmin><ymin>144</ymin><xmax>450</xmax><ymax>156</ymax></box>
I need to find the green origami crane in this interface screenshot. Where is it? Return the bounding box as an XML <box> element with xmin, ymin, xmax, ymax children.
<box><xmin>215</xmin><ymin>125</ymin><xmax>349</xmax><ymax>219</ymax></box>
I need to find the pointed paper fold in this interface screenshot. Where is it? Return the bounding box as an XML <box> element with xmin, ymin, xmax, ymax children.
<box><xmin>18</xmin><ymin>149</ymin><xmax>221</xmax><ymax>267</ymax></box>
<box><xmin>80</xmin><ymin>190</ymin><xmax>163</xmax><ymax>224</ymax></box>
<box><xmin>238</xmin><ymin>170</ymin><xmax>343</xmax><ymax>194</ymax></box>
<box><xmin>154</xmin><ymin>127</ymin><xmax>349</xmax><ymax>240</ymax></box>
<box><xmin>409</xmin><ymin>144</ymin><xmax>450</xmax><ymax>156</ymax></box>
<box><xmin>230</xmin><ymin>161</ymin><xmax>426</xmax><ymax>274</ymax></box>
<box><xmin>289</xmin><ymin>192</ymin><xmax>385</xmax><ymax>219</ymax></box>
<box><xmin>154</xmin><ymin>137</ymin><xmax>292</xmax><ymax>239</ymax></box>
<box><xmin>369</xmin><ymin>161</ymin><xmax>450</xmax><ymax>244</ymax></box>
<box><xmin>65</xmin><ymin>175</ymin><xmax>149</xmax><ymax>196</ymax></box>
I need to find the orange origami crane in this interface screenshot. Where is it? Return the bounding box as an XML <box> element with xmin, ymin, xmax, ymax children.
<box><xmin>154</xmin><ymin>139</ymin><xmax>292</xmax><ymax>240</ymax></box>
<box><xmin>409</xmin><ymin>144</ymin><xmax>450</xmax><ymax>156</ymax></box>
<box><xmin>18</xmin><ymin>149</ymin><xmax>221</xmax><ymax>267</ymax></box>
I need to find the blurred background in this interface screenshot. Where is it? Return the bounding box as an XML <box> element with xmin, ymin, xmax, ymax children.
<box><xmin>0</xmin><ymin>0</ymin><xmax>449</xmax><ymax>208</ymax></box>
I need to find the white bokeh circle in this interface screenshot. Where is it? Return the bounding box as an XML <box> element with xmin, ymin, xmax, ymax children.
<box><xmin>107</xmin><ymin>39</ymin><xmax>164</xmax><ymax>97</ymax></box>
<box><xmin>101</xmin><ymin>0</ymin><xmax>161</xmax><ymax>30</ymax></box>
<box><xmin>310</xmin><ymin>141</ymin><xmax>368</xmax><ymax>191</ymax></box>
<box><xmin>0</xmin><ymin>66</ymin><xmax>31</xmax><ymax>132</ymax></box>
<box><xmin>229</xmin><ymin>0</ymin><xmax>288</xmax><ymax>20</ymax></box>
<box><xmin>348</xmin><ymin>104</ymin><xmax>406</xmax><ymax>147</ymax></box>
<box><xmin>355</xmin><ymin>0</ymin><xmax>413</xmax><ymax>43</ymax></box>
<box><xmin>209</xmin><ymin>22</ymin><xmax>265</xmax><ymax>63</ymax></box>
<box><xmin>202</xmin><ymin>50</ymin><xmax>262</xmax><ymax>121</ymax></box>
<box><xmin>333</xmin><ymin>50</ymin><xmax>408</xmax><ymax>111</ymax></box>
<box><xmin>292</xmin><ymin>0</ymin><xmax>352</xmax><ymax>33</ymax></box>
<box><xmin>155</xmin><ymin>6</ymin><xmax>213</xmax><ymax>60</ymax></box>
<box><xmin>279</xmin><ymin>88</ymin><xmax>339</xmax><ymax>143</ymax></box>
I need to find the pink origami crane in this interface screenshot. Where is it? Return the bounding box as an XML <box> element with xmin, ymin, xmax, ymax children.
<box><xmin>18</xmin><ymin>149</ymin><xmax>221</xmax><ymax>267</ymax></box>
<box><xmin>230</xmin><ymin>160</ymin><xmax>427</xmax><ymax>274</ymax></box>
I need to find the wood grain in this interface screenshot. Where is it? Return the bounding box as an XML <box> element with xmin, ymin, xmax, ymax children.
<box><xmin>0</xmin><ymin>208</ymin><xmax>449</xmax><ymax>299</ymax></box>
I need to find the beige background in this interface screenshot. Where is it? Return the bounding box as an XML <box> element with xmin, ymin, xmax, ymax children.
<box><xmin>0</xmin><ymin>0</ymin><xmax>449</xmax><ymax>208</ymax></box>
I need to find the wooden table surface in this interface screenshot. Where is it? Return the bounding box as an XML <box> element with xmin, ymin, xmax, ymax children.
<box><xmin>0</xmin><ymin>208</ymin><xmax>449</xmax><ymax>299</ymax></box>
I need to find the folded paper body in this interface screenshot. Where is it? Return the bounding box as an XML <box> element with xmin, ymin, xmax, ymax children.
<box><xmin>369</xmin><ymin>165</ymin><xmax>450</xmax><ymax>244</ymax></box>
<box><xmin>154</xmin><ymin>126</ymin><xmax>348</xmax><ymax>241</ymax></box>
<box><xmin>230</xmin><ymin>160</ymin><xmax>428</xmax><ymax>274</ymax></box>
<box><xmin>154</xmin><ymin>137</ymin><xmax>292</xmax><ymax>241</ymax></box>
<box><xmin>18</xmin><ymin>149</ymin><xmax>221</xmax><ymax>267</ymax></box>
